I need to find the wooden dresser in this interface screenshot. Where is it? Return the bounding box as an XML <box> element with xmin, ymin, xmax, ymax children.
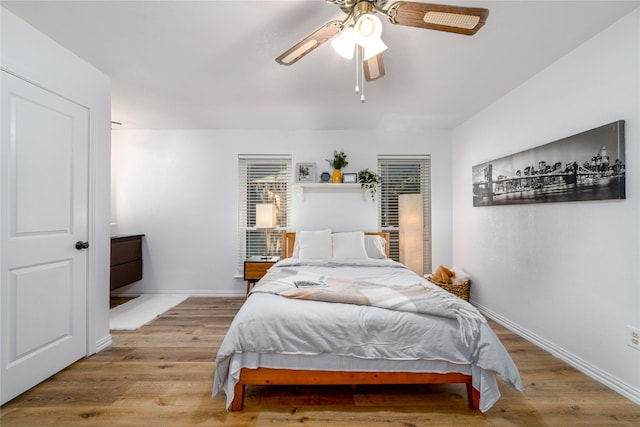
<box><xmin>110</xmin><ymin>234</ymin><xmax>144</xmax><ymax>291</ymax></box>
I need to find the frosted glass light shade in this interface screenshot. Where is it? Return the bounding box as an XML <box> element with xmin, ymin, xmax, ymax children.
<box><xmin>363</xmin><ymin>38</ymin><xmax>387</xmax><ymax>60</ymax></box>
<box><xmin>354</xmin><ymin>14</ymin><xmax>382</xmax><ymax>40</ymax></box>
<box><xmin>331</xmin><ymin>27</ymin><xmax>356</xmax><ymax>59</ymax></box>
<box><xmin>353</xmin><ymin>14</ymin><xmax>387</xmax><ymax>60</ymax></box>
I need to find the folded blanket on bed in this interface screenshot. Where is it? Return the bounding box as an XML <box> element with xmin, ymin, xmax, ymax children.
<box><xmin>251</xmin><ymin>277</ymin><xmax>486</xmax><ymax>347</ymax></box>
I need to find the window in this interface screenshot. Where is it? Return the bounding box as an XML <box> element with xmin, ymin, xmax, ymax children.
<box><xmin>238</xmin><ymin>155</ymin><xmax>292</xmax><ymax>273</ymax></box>
<box><xmin>378</xmin><ymin>155</ymin><xmax>431</xmax><ymax>274</ymax></box>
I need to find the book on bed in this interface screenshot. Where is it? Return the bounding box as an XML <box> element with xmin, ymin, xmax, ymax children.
<box><xmin>294</xmin><ymin>280</ymin><xmax>327</xmax><ymax>288</ymax></box>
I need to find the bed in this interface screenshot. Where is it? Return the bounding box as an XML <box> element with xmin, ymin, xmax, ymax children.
<box><xmin>213</xmin><ymin>230</ymin><xmax>522</xmax><ymax>412</ymax></box>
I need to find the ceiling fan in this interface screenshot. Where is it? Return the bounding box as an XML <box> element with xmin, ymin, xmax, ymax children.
<box><xmin>275</xmin><ymin>1</ymin><xmax>489</xmax><ymax>102</ymax></box>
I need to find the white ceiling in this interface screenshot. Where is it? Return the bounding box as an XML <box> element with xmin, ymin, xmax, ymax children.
<box><xmin>3</xmin><ymin>0</ymin><xmax>639</xmax><ymax>130</ymax></box>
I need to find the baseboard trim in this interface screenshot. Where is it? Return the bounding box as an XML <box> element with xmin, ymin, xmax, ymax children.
<box><xmin>473</xmin><ymin>300</ymin><xmax>640</xmax><ymax>406</ymax></box>
<box><xmin>111</xmin><ymin>290</ymin><xmax>246</xmax><ymax>298</ymax></box>
<box><xmin>94</xmin><ymin>334</ymin><xmax>112</xmax><ymax>353</ymax></box>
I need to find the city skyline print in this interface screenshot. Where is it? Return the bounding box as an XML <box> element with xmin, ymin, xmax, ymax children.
<box><xmin>472</xmin><ymin>120</ymin><xmax>625</xmax><ymax>206</ymax></box>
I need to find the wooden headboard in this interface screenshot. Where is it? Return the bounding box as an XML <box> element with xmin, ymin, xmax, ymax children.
<box><xmin>281</xmin><ymin>232</ymin><xmax>390</xmax><ymax>259</ymax></box>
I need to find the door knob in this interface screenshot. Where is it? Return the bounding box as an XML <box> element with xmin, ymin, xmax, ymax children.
<box><xmin>75</xmin><ymin>241</ymin><xmax>90</xmax><ymax>250</ymax></box>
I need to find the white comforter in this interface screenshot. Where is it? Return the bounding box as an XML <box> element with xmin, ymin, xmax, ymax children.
<box><xmin>213</xmin><ymin>258</ymin><xmax>522</xmax><ymax>412</ymax></box>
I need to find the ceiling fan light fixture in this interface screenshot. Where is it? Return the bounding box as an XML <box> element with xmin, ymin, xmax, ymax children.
<box><xmin>355</xmin><ymin>14</ymin><xmax>378</xmax><ymax>37</ymax></box>
<box><xmin>352</xmin><ymin>13</ymin><xmax>387</xmax><ymax>60</ymax></box>
<box><xmin>331</xmin><ymin>27</ymin><xmax>356</xmax><ymax>59</ymax></box>
<box><xmin>363</xmin><ymin>37</ymin><xmax>387</xmax><ymax>61</ymax></box>
<box><xmin>354</xmin><ymin>14</ymin><xmax>383</xmax><ymax>46</ymax></box>
<box><xmin>275</xmin><ymin>1</ymin><xmax>490</xmax><ymax>102</ymax></box>
<box><xmin>423</xmin><ymin>11</ymin><xmax>480</xmax><ymax>30</ymax></box>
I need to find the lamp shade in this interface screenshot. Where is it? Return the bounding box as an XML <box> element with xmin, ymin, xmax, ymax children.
<box><xmin>398</xmin><ymin>194</ymin><xmax>424</xmax><ymax>275</ymax></box>
<box><xmin>331</xmin><ymin>27</ymin><xmax>356</xmax><ymax>59</ymax></box>
<box><xmin>363</xmin><ymin>38</ymin><xmax>388</xmax><ymax>61</ymax></box>
<box><xmin>353</xmin><ymin>14</ymin><xmax>387</xmax><ymax>60</ymax></box>
<box><xmin>354</xmin><ymin>14</ymin><xmax>382</xmax><ymax>40</ymax></box>
<box><xmin>255</xmin><ymin>203</ymin><xmax>277</xmax><ymax>229</ymax></box>
<box><xmin>332</xmin><ymin>15</ymin><xmax>387</xmax><ymax>62</ymax></box>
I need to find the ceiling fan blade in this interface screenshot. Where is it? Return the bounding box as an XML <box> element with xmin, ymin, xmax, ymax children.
<box><xmin>276</xmin><ymin>21</ymin><xmax>343</xmax><ymax>65</ymax></box>
<box><xmin>386</xmin><ymin>2</ymin><xmax>489</xmax><ymax>35</ymax></box>
<box><xmin>364</xmin><ymin>53</ymin><xmax>385</xmax><ymax>82</ymax></box>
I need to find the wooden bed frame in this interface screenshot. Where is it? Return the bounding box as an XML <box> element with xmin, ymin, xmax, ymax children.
<box><xmin>230</xmin><ymin>231</ymin><xmax>480</xmax><ymax>411</ymax></box>
<box><xmin>231</xmin><ymin>368</ymin><xmax>479</xmax><ymax>411</ymax></box>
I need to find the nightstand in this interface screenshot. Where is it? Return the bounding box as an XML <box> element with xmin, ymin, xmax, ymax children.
<box><xmin>243</xmin><ymin>257</ymin><xmax>279</xmax><ymax>295</ymax></box>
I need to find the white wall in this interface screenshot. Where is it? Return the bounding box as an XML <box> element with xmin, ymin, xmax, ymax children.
<box><xmin>1</xmin><ymin>8</ymin><xmax>112</xmax><ymax>353</ymax></box>
<box><xmin>452</xmin><ymin>9</ymin><xmax>640</xmax><ymax>404</ymax></box>
<box><xmin>111</xmin><ymin>129</ymin><xmax>452</xmax><ymax>295</ymax></box>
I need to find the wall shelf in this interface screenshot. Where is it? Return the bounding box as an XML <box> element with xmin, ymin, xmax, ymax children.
<box><xmin>293</xmin><ymin>183</ymin><xmax>362</xmax><ymax>201</ymax></box>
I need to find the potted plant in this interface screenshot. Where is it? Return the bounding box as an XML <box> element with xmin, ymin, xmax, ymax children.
<box><xmin>358</xmin><ymin>168</ymin><xmax>382</xmax><ymax>200</ymax></box>
<box><xmin>326</xmin><ymin>149</ymin><xmax>349</xmax><ymax>183</ymax></box>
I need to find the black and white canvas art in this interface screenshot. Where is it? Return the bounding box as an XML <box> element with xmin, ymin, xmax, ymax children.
<box><xmin>472</xmin><ymin>120</ymin><xmax>625</xmax><ymax>207</ymax></box>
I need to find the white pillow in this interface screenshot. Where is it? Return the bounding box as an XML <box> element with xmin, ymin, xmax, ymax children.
<box><xmin>364</xmin><ymin>235</ymin><xmax>387</xmax><ymax>259</ymax></box>
<box><xmin>332</xmin><ymin>232</ymin><xmax>368</xmax><ymax>259</ymax></box>
<box><xmin>295</xmin><ymin>230</ymin><xmax>332</xmax><ymax>259</ymax></box>
<box><xmin>292</xmin><ymin>238</ymin><xmax>300</xmax><ymax>258</ymax></box>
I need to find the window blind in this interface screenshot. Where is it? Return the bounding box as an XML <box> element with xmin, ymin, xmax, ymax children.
<box><xmin>377</xmin><ymin>155</ymin><xmax>432</xmax><ymax>274</ymax></box>
<box><xmin>238</xmin><ymin>155</ymin><xmax>292</xmax><ymax>274</ymax></box>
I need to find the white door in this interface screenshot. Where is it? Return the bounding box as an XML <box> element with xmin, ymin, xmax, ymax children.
<box><xmin>1</xmin><ymin>71</ymin><xmax>89</xmax><ymax>404</ymax></box>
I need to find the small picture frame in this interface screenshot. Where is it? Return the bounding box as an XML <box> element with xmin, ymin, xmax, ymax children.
<box><xmin>342</xmin><ymin>173</ymin><xmax>357</xmax><ymax>183</ymax></box>
<box><xmin>296</xmin><ymin>163</ymin><xmax>316</xmax><ymax>183</ymax></box>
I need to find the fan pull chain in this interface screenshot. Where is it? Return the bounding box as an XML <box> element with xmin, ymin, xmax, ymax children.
<box><xmin>359</xmin><ymin>46</ymin><xmax>365</xmax><ymax>103</ymax></box>
<box><xmin>354</xmin><ymin>44</ymin><xmax>360</xmax><ymax>95</ymax></box>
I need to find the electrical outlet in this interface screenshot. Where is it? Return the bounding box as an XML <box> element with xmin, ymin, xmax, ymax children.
<box><xmin>628</xmin><ymin>325</ymin><xmax>640</xmax><ymax>351</ymax></box>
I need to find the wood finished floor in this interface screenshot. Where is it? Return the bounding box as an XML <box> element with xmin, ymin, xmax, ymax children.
<box><xmin>1</xmin><ymin>297</ymin><xmax>639</xmax><ymax>426</ymax></box>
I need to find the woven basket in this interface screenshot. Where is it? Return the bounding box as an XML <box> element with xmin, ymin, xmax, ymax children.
<box><xmin>427</xmin><ymin>278</ymin><xmax>471</xmax><ymax>302</ymax></box>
